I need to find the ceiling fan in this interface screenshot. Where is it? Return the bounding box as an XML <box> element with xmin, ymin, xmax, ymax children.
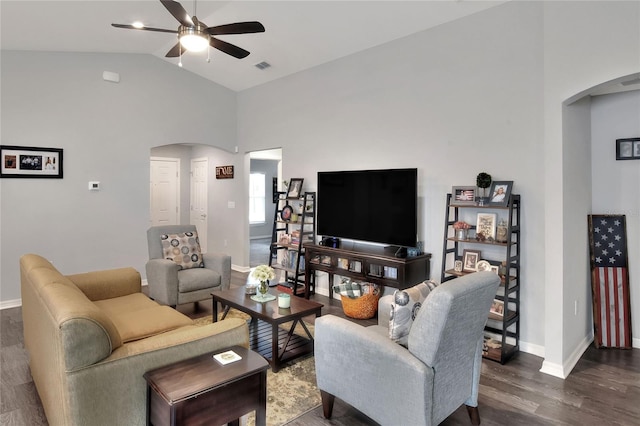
<box><xmin>112</xmin><ymin>0</ymin><xmax>265</xmax><ymax>60</ymax></box>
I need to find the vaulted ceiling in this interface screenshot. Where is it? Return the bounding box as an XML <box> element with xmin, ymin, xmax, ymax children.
<box><xmin>1</xmin><ymin>1</ymin><xmax>506</xmax><ymax>91</ymax></box>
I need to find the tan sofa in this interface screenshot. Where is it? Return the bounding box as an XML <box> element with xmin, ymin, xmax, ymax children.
<box><xmin>20</xmin><ymin>254</ymin><xmax>248</xmax><ymax>426</ymax></box>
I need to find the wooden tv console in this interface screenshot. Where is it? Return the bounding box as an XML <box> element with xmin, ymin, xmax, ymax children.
<box><xmin>303</xmin><ymin>243</ymin><xmax>431</xmax><ymax>299</ymax></box>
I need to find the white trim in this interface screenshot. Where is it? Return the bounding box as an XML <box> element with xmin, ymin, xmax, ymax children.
<box><xmin>539</xmin><ymin>334</ymin><xmax>592</xmax><ymax>379</ymax></box>
<box><xmin>233</xmin><ymin>264</ymin><xmax>251</xmax><ymax>273</ymax></box>
<box><xmin>519</xmin><ymin>340</ymin><xmax>545</xmax><ymax>358</ymax></box>
<box><xmin>0</xmin><ymin>298</ymin><xmax>21</xmax><ymax>310</ymax></box>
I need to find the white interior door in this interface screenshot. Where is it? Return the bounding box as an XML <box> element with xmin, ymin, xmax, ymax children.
<box><xmin>150</xmin><ymin>158</ymin><xmax>179</xmax><ymax>226</ymax></box>
<box><xmin>190</xmin><ymin>158</ymin><xmax>208</xmax><ymax>253</ymax></box>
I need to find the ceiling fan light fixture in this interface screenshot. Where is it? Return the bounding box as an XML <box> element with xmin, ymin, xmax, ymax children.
<box><xmin>179</xmin><ymin>26</ymin><xmax>209</xmax><ymax>52</ymax></box>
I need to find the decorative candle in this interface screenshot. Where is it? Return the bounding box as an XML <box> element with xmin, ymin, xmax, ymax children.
<box><xmin>278</xmin><ymin>293</ymin><xmax>291</xmax><ymax>308</ymax></box>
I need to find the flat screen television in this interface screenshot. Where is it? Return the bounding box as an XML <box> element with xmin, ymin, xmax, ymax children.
<box><xmin>317</xmin><ymin>168</ymin><xmax>418</xmax><ymax>248</ymax></box>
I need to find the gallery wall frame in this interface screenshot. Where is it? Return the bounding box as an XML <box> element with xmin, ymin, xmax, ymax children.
<box><xmin>616</xmin><ymin>137</ymin><xmax>640</xmax><ymax>160</ymax></box>
<box><xmin>0</xmin><ymin>145</ymin><xmax>63</xmax><ymax>178</ymax></box>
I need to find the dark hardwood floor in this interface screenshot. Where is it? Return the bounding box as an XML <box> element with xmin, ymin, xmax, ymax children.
<box><xmin>2</xmin><ymin>270</ymin><xmax>639</xmax><ymax>425</ymax></box>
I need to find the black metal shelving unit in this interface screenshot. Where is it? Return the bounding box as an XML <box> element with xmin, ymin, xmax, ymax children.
<box><xmin>269</xmin><ymin>191</ymin><xmax>316</xmax><ymax>297</ymax></box>
<box><xmin>440</xmin><ymin>193</ymin><xmax>521</xmax><ymax>364</ymax></box>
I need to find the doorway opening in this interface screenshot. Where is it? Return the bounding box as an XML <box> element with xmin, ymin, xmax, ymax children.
<box><xmin>249</xmin><ymin>148</ymin><xmax>282</xmax><ymax>267</ymax></box>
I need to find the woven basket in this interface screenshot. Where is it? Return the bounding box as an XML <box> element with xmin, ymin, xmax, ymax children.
<box><xmin>341</xmin><ymin>291</ymin><xmax>381</xmax><ymax>319</ymax></box>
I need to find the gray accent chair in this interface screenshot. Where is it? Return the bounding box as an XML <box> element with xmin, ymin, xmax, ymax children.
<box><xmin>146</xmin><ymin>225</ymin><xmax>231</xmax><ymax>308</ymax></box>
<box><xmin>315</xmin><ymin>271</ymin><xmax>500</xmax><ymax>426</ymax></box>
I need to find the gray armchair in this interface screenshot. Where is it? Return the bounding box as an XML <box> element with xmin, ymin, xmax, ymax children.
<box><xmin>315</xmin><ymin>271</ymin><xmax>500</xmax><ymax>426</ymax></box>
<box><xmin>146</xmin><ymin>225</ymin><xmax>231</xmax><ymax>308</ymax></box>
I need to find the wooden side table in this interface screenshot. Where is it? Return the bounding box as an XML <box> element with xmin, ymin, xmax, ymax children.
<box><xmin>144</xmin><ymin>346</ymin><xmax>268</xmax><ymax>426</ymax></box>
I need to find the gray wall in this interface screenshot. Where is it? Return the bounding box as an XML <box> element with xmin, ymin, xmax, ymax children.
<box><xmin>591</xmin><ymin>90</ymin><xmax>640</xmax><ymax>351</ymax></box>
<box><xmin>1</xmin><ymin>51</ymin><xmax>239</xmax><ymax>301</ymax></box>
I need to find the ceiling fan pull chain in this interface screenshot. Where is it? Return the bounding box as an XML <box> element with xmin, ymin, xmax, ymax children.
<box><xmin>178</xmin><ymin>42</ymin><xmax>183</xmax><ymax>67</ymax></box>
<box><xmin>207</xmin><ymin>46</ymin><xmax>210</xmax><ymax>63</ymax></box>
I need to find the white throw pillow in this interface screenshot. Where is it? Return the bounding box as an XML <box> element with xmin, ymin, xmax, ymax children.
<box><xmin>389</xmin><ymin>282</ymin><xmax>433</xmax><ymax>346</ymax></box>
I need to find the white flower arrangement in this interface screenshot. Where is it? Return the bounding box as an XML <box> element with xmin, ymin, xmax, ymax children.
<box><xmin>252</xmin><ymin>264</ymin><xmax>276</xmax><ymax>282</ymax></box>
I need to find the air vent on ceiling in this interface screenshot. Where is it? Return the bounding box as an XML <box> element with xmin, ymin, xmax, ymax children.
<box><xmin>621</xmin><ymin>78</ymin><xmax>640</xmax><ymax>86</ymax></box>
<box><xmin>254</xmin><ymin>61</ymin><xmax>271</xmax><ymax>70</ymax></box>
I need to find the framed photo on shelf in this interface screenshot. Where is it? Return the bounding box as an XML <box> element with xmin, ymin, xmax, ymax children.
<box><xmin>616</xmin><ymin>138</ymin><xmax>640</xmax><ymax>160</ymax></box>
<box><xmin>462</xmin><ymin>249</ymin><xmax>481</xmax><ymax>272</ymax></box>
<box><xmin>488</xmin><ymin>181</ymin><xmax>512</xmax><ymax>206</ymax></box>
<box><xmin>451</xmin><ymin>186</ymin><xmax>477</xmax><ymax>205</ymax></box>
<box><xmin>490</xmin><ymin>265</ymin><xmax>500</xmax><ymax>275</ymax></box>
<box><xmin>454</xmin><ymin>260</ymin><xmax>463</xmax><ymax>272</ymax></box>
<box><xmin>490</xmin><ymin>299</ymin><xmax>505</xmax><ymax>317</ymax></box>
<box><xmin>1</xmin><ymin>145</ymin><xmax>63</xmax><ymax>178</ymax></box>
<box><xmin>476</xmin><ymin>213</ymin><xmax>497</xmax><ymax>240</ymax></box>
<box><xmin>286</xmin><ymin>178</ymin><xmax>304</xmax><ymax>198</ymax></box>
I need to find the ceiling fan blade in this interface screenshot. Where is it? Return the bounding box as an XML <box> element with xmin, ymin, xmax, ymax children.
<box><xmin>206</xmin><ymin>21</ymin><xmax>265</xmax><ymax>36</ymax></box>
<box><xmin>210</xmin><ymin>37</ymin><xmax>250</xmax><ymax>59</ymax></box>
<box><xmin>165</xmin><ymin>43</ymin><xmax>183</xmax><ymax>58</ymax></box>
<box><xmin>160</xmin><ymin>0</ymin><xmax>194</xmax><ymax>27</ymax></box>
<box><xmin>111</xmin><ymin>23</ymin><xmax>177</xmax><ymax>34</ymax></box>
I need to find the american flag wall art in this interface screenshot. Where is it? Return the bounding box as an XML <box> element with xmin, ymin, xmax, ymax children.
<box><xmin>588</xmin><ymin>215</ymin><xmax>632</xmax><ymax>349</ymax></box>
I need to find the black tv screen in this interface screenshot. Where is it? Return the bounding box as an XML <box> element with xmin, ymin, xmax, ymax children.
<box><xmin>317</xmin><ymin>168</ymin><xmax>418</xmax><ymax>248</ymax></box>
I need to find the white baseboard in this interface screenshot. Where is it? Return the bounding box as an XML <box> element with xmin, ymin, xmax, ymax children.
<box><xmin>519</xmin><ymin>340</ymin><xmax>545</xmax><ymax>358</ymax></box>
<box><xmin>233</xmin><ymin>264</ymin><xmax>251</xmax><ymax>273</ymax></box>
<box><xmin>0</xmin><ymin>298</ymin><xmax>21</xmax><ymax>310</ymax></box>
<box><xmin>539</xmin><ymin>334</ymin><xmax>592</xmax><ymax>379</ymax></box>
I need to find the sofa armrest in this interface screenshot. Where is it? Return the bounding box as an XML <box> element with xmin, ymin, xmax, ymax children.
<box><xmin>203</xmin><ymin>252</ymin><xmax>231</xmax><ymax>290</ymax></box>
<box><xmin>67</xmin><ymin>267</ymin><xmax>141</xmax><ymax>301</ymax></box>
<box><xmin>145</xmin><ymin>259</ymin><xmax>180</xmax><ymax>306</ymax></box>
<box><xmin>315</xmin><ymin>315</ymin><xmax>433</xmax><ymax>424</ymax></box>
<box><xmin>64</xmin><ymin>318</ymin><xmax>249</xmax><ymax>426</ymax></box>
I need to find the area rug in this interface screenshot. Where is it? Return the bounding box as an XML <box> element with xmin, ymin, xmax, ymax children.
<box><xmin>193</xmin><ymin>311</ymin><xmax>321</xmax><ymax>426</ymax></box>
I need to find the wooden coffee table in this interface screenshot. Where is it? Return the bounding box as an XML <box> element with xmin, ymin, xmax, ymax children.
<box><xmin>212</xmin><ymin>287</ymin><xmax>323</xmax><ymax>372</ymax></box>
<box><xmin>144</xmin><ymin>345</ymin><xmax>268</xmax><ymax>426</ymax></box>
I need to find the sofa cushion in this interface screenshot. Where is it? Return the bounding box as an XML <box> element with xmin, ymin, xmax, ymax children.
<box><xmin>178</xmin><ymin>267</ymin><xmax>221</xmax><ymax>292</ymax></box>
<box><xmin>161</xmin><ymin>232</ymin><xmax>203</xmax><ymax>270</ymax></box>
<box><xmin>389</xmin><ymin>282</ymin><xmax>432</xmax><ymax>346</ymax></box>
<box><xmin>95</xmin><ymin>294</ymin><xmax>193</xmax><ymax>342</ymax></box>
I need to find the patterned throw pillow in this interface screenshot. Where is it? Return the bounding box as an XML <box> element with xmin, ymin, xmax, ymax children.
<box><xmin>160</xmin><ymin>232</ymin><xmax>204</xmax><ymax>270</ymax></box>
<box><xmin>389</xmin><ymin>281</ymin><xmax>433</xmax><ymax>346</ymax></box>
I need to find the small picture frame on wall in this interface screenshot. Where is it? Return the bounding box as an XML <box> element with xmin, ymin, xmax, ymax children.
<box><xmin>616</xmin><ymin>138</ymin><xmax>640</xmax><ymax>160</ymax></box>
<box><xmin>286</xmin><ymin>178</ymin><xmax>304</xmax><ymax>198</ymax></box>
<box><xmin>488</xmin><ymin>181</ymin><xmax>513</xmax><ymax>206</ymax></box>
<box><xmin>1</xmin><ymin>145</ymin><xmax>63</xmax><ymax>178</ymax></box>
<box><xmin>451</xmin><ymin>186</ymin><xmax>477</xmax><ymax>205</ymax></box>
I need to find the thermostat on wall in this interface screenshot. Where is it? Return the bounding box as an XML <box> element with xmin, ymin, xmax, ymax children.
<box><xmin>88</xmin><ymin>181</ymin><xmax>100</xmax><ymax>191</ymax></box>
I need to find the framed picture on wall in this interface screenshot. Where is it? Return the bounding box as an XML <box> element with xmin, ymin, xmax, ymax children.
<box><xmin>616</xmin><ymin>138</ymin><xmax>640</xmax><ymax>160</ymax></box>
<box><xmin>1</xmin><ymin>145</ymin><xmax>63</xmax><ymax>178</ymax></box>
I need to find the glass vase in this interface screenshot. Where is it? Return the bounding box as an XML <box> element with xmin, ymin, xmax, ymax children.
<box><xmin>259</xmin><ymin>281</ymin><xmax>269</xmax><ymax>300</ymax></box>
